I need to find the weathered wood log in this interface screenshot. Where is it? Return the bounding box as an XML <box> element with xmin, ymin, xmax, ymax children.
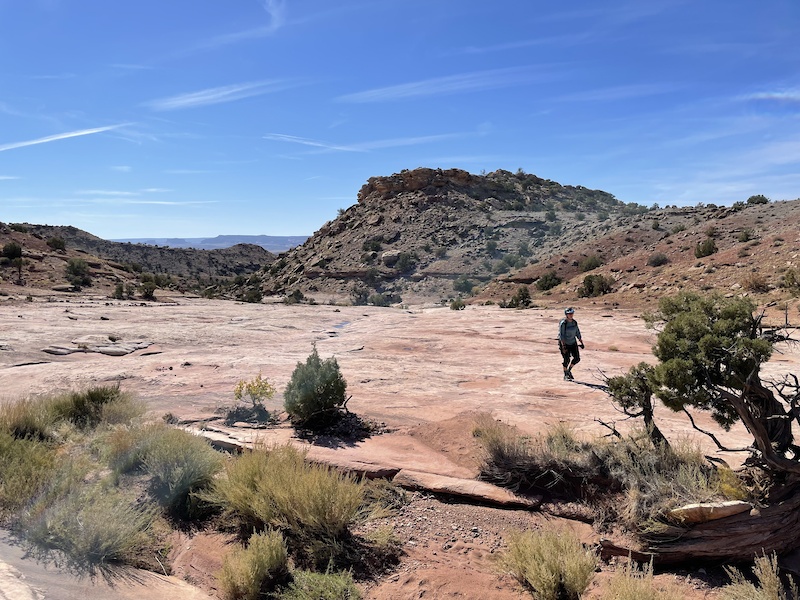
<box><xmin>636</xmin><ymin>489</ymin><xmax>800</xmax><ymax>565</ymax></box>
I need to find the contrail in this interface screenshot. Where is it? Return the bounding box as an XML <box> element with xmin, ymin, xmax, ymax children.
<box><xmin>0</xmin><ymin>124</ymin><xmax>128</xmax><ymax>152</ymax></box>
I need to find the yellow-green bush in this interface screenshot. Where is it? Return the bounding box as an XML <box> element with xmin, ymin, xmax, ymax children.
<box><xmin>499</xmin><ymin>527</ymin><xmax>596</xmax><ymax>600</ymax></box>
<box><xmin>0</xmin><ymin>432</ymin><xmax>58</xmax><ymax>519</ymax></box>
<box><xmin>205</xmin><ymin>444</ymin><xmax>364</xmax><ymax>542</ymax></box>
<box><xmin>281</xmin><ymin>569</ymin><xmax>362</xmax><ymax>600</ymax></box>
<box><xmin>601</xmin><ymin>560</ymin><xmax>683</xmax><ymax>600</ymax></box>
<box><xmin>219</xmin><ymin>530</ymin><xmax>289</xmax><ymax>600</ymax></box>
<box><xmin>722</xmin><ymin>553</ymin><xmax>799</xmax><ymax>600</ymax></box>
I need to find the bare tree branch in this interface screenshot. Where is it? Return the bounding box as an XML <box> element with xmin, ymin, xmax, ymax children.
<box><xmin>681</xmin><ymin>408</ymin><xmax>749</xmax><ymax>453</ymax></box>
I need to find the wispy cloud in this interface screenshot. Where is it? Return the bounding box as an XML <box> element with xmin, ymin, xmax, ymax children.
<box><xmin>195</xmin><ymin>0</ymin><xmax>287</xmax><ymax>50</ymax></box>
<box><xmin>264</xmin><ymin>132</ymin><xmax>469</xmax><ymax>153</ymax></box>
<box><xmin>29</xmin><ymin>72</ymin><xmax>76</xmax><ymax>80</ymax></box>
<box><xmin>337</xmin><ymin>67</ymin><xmax>547</xmax><ymax>103</ymax></box>
<box><xmin>557</xmin><ymin>83</ymin><xmax>679</xmax><ymax>102</ymax></box>
<box><xmin>77</xmin><ymin>190</ymin><xmax>139</xmax><ymax>196</ymax></box>
<box><xmin>454</xmin><ymin>34</ymin><xmax>592</xmax><ymax>56</ymax></box>
<box><xmin>741</xmin><ymin>88</ymin><xmax>800</xmax><ymax>103</ymax></box>
<box><xmin>0</xmin><ymin>175</ymin><xmax>20</xmax><ymax>180</ymax></box>
<box><xmin>145</xmin><ymin>80</ymin><xmax>292</xmax><ymax>111</ymax></box>
<box><xmin>141</xmin><ymin>188</ymin><xmax>172</xmax><ymax>193</ymax></box>
<box><xmin>263</xmin><ymin>134</ymin><xmax>361</xmax><ymax>152</ymax></box>
<box><xmin>111</xmin><ymin>165</ymin><xmax>132</xmax><ymax>172</ymax></box>
<box><xmin>0</xmin><ymin>124</ymin><xmax>129</xmax><ymax>153</ymax></box>
<box><xmin>111</xmin><ymin>63</ymin><xmax>154</xmax><ymax>70</ymax></box>
<box><xmin>163</xmin><ymin>169</ymin><xmax>216</xmax><ymax>175</ymax></box>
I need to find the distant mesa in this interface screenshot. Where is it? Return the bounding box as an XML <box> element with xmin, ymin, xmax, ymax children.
<box><xmin>110</xmin><ymin>234</ymin><xmax>308</xmax><ymax>253</ymax></box>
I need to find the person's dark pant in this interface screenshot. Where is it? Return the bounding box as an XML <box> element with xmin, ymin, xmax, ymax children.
<box><xmin>561</xmin><ymin>343</ymin><xmax>580</xmax><ymax>369</ymax></box>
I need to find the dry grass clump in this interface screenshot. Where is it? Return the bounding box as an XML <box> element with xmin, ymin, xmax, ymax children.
<box><xmin>204</xmin><ymin>444</ymin><xmax>365</xmax><ymax>561</ymax></box>
<box><xmin>475</xmin><ymin>416</ymin><xmax>740</xmax><ymax>535</ymax></box>
<box><xmin>22</xmin><ymin>483</ymin><xmax>160</xmax><ymax>572</ymax></box>
<box><xmin>219</xmin><ymin>530</ymin><xmax>289</xmax><ymax>600</ymax></box>
<box><xmin>499</xmin><ymin>527</ymin><xmax>596</xmax><ymax>600</ymax></box>
<box><xmin>722</xmin><ymin>553</ymin><xmax>799</xmax><ymax>600</ymax></box>
<box><xmin>280</xmin><ymin>569</ymin><xmax>362</xmax><ymax>600</ymax></box>
<box><xmin>601</xmin><ymin>560</ymin><xmax>683</xmax><ymax>600</ymax></box>
<box><xmin>0</xmin><ymin>432</ymin><xmax>58</xmax><ymax>519</ymax></box>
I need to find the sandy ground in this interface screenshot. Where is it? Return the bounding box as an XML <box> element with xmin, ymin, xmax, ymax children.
<box><xmin>2</xmin><ymin>292</ymin><xmax>796</xmax><ymax>599</ymax></box>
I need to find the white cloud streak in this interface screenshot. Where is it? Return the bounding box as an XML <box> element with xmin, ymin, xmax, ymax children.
<box><xmin>557</xmin><ymin>83</ymin><xmax>679</xmax><ymax>102</ymax></box>
<box><xmin>336</xmin><ymin>67</ymin><xmax>545</xmax><ymax>103</ymax></box>
<box><xmin>145</xmin><ymin>80</ymin><xmax>292</xmax><ymax>111</ymax></box>
<box><xmin>195</xmin><ymin>0</ymin><xmax>287</xmax><ymax>50</ymax></box>
<box><xmin>264</xmin><ymin>132</ymin><xmax>468</xmax><ymax>153</ymax></box>
<box><xmin>263</xmin><ymin>134</ymin><xmax>362</xmax><ymax>152</ymax></box>
<box><xmin>742</xmin><ymin>88</ymin><xmax>800</xmax><ymax>103</ymax></box>
<box><xmin>0</xmin><ymin>175</ymin><xmax>20</xmax><ymax>180</ymax></box>
<box><xmin>0</xmin><ymin>124</ymin><xmax>128</xmax><ymax>152</ymax></box>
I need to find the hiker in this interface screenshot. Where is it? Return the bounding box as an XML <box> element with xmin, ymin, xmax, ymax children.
<box><xmin>558</xmin><ymin>307</ymin><xmax>584</xmax><ymax>381</ymax></box>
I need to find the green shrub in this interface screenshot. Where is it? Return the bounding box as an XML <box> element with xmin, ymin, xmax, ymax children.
<box><xmin>578</xmin><ymin>255</ymin><xmax>603</xmax><ymax>272</ymax></box>
<box><xmin>394</xmin><ymin>252</ymin><xmax>415</xmax><ymax>273</ymax></box>
<box><xmin>499</xmin><ymin>528</ymin><xmax>596</xmax><ymax>600</ymax></box>
<box><xmin>234</xmin><ymin>373</ymin><xmax>276</xmax><ymax>408</ymax></box>
<box><xmin>112</xmin><ymin>282</ymin><xmax>125</xmax><ymax>299</ymax></box>
<box><xmin>368</xmin><ymin>293</ymin><xmax>391</xmax><ymax>307</ymax></box>
<box><xmin>140</xmin><ymin>280</ymin><xmax>157</xmax><ymax>300</ymax></box>
<box><xmin>2</xmin><ymin>242</ymin><xmax>22</xmax><ymax>260</ymax></box>
<box><xmin>722</xmin><ymin>553</ymin><xmax>798</xmax><ymax>600</ymax></box>
<box><xmin>453</xmin><ymin>276</ymin><xmax>474</xmax><ymax>294</ymax></box>
<box><xmin>281</xmin><ymin>569</ymin><xmax>362</xmax><ymax>600</ymax></box>
<box><xmin>694</xmin><ymin>238</ymin><xmax>717</xmax><ymax>258</ymax></box>
<box><xmin>0</xmin><ymin>432</ymin><xmax>58</xmax><ymax>519</ymax></box>
<box><xmin>536</xmin><ymin>270</ymin><xmax>562</xmax><ymax>291</ymax></box>
<box><xmin>737</xmin><ymin>228</ymin><xmax>755</xmax><ymax>243</ymax></box>
<box><xmin>647</xmin><ymin>252</ymin><xmax>669</xmax><ymax>267</ymax></box>
<box><xmin>747</xmin><ymin>194</ymin><xmax>769</xmax><ymax>205</ymax></box>
<box><xmin>507</xmin><ymin>285</ymin><xmax>531</xmax><ymax>308</ymax></box>
<box><xmin>284</xmin><ymin>345</ymin><xmax>347</xmax><ymax>428</ymax></box>
<box><xmin>46</xmin><ymin>237</ymin><xmax>66</xmax><ymax>251</ymax></box>
<box><xmin>219</xmin><ymin>530</ymin><xmax>289</xmax><ymax>600</ymax></box>
<box><xmin>578</xmin><ymin>274</ymin><xmax>614</xmax><ymax>297</ymax></box>
<box><xmin>9</xmin><ymin>223</ymin><xmax>28</xmax><ymax>233</ymax></box>
<box><xmin>65</xmin><ymin>257</ymin><xmax>92</xmax><ymax>288</ymax></box>
<box><xmin>204</xmin><ymin>444</ymin><xmax>364</xmax><ymax>548</ymax></box>
<box><xmin>0</xmin><ymin>395</ymin><xmax>56</xmax><ymax>440</ymax></box>
<box><xmin>450</xmin><ymin>298</ymin><xmax>465</xmax><ymax>310</ymax></box>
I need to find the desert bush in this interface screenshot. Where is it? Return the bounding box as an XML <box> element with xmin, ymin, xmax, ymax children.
<box><xmin>742</xmin><ymin>273</ymin><xmax>770</xmax><ymax>293</ymax></box>
<box><xmin>281</xmin><ymin>569</ymin><xmax>362</xmax><ymax>600</ymax></box>
<box><xmin>722</xmin><ymin>553</ymin><xmax>798</xmax><ymax>600</ymax></box>
<box><xmin>601</xmin><ymin>559</ymin><xmax>683</xmax><ymax>600</ymax></box>
<box><xmin>368</xmin><ymin>293</ymin><xmax>391</xmax><ymax>307</ymax></box>
<box><xmin>0</xmin><ymin>395</ymin><xmax>56</xmax><ymax>440</ymax></box>
<box><xmin>65</xmin><ymin>257</ymin><xmax>92</xmax><ymax>287</ymax></box>
<box><xmin>394</xmin><ymin>252</ymin><xmax>415</xmax><ymax>273</ymax></box>
<box><xmin>142</xmin><ymin>427</ymin><xmax>223</xmax><ymax>516</ymax></box>
<box><xmin>9</xmin><ymin>223</ymin><xmax>28</xmax><ymax>233</ymax></box>
<box><xmin>536</xmin><ymin>270</ymin><xmax>562</xmax><ymax>291</ymax></box>
<box><xmin>234</xmin><ymin>373</ymin><xmax>276</xmax><ymax>407</ymax></box>
<box><xmin>671</xmin><ymin>224</ymin><xmax>686</xmax><ymax>234</ymax></box>
<box><xmin>506</xmin><ymin>285</ymin><xmax>531</xmax><ymax>308</ymax></box>
<box><xmin>694</xmin><ymin>238</ymin><xmax>717</xmax><ymax>258</ymax></box>
<box><xmin>647</xmin><ymin>252</ymin><xmax>669</xmax><ymax>267</ymax></box>
<box><xmin>578</xmin><ymin>273</ymin><xmax>614</xmax><ymax>297</ymax></box>
<box><xmin>112</xmin><ymin>282</ymin><xmax>125</xmax><ymax>299</ymax></box>
<box><xmin>284</xmin><ymin>345</ymin><xmax>347</xmax><ymax>428</ymax></box>
<box><xmin>450</xmin><ymin>298</ymin><xmax>465</xmax><ymax>310</ymax></box>
<box><xmin>140</xmin><ymin>280</ymin><xmax>157</xmax><ymax>300</ymax></box>
<box><xmin>2</xmin><ymin>241</ymin><xmax>22</xmax><ymax>260</ymax></box>
<box><xmin>453</xmin><ymin>276</ymin><xmax>474</xmax><ymax>294</ymax></box>
<box><xmin>46</xmin><ymin>237</ymin><xmax>66</xmax><ymax>251</ymax></box>
<box><xmin>219</xmin><ymin>530</ymin><xmax>289</xmax><ymax>600</ymax></box>
<box><xmin>499</xmin><ymin>527</ymin><xmax>596</xmax><ymax>600</ymax></box>
<box><xmin>476</xmin><ymin>418</ymin><xmax>735</xmax><ymax>535</ymax></box>
<box><xmin>22</xmin><ymin>484</ymin><xmax>159</xmax><ymax>572</ymax></box>
<box><xmin>0</xmin><ymin>432</ymin><xmax>58</xmax><ymax>519</ymax></box>
<box><xmin>737</xmin><ymin>228</ymin><xmax>755</xmax><ymax>243</ymax></box>
<box><xmin>579</xmin><ymin>255</ymin><xmax>603</xmax><ymax>272</ymax></box>
<box><xmin>780</xmin><ymin>268</ymin><xmax>800</xmax><ymax>293</ymax></box>
<box><xmin>747</xmin><ymin>194</ymin><xmax>770</xmax><ymax>205</ymax></box>
<box><xmin>49</xmin><ymin>386</ymin><xmax>127</xmax><ymax>430</ymax></box>
<box><xmin>204</xmin><ymin>444</ymin><xmax>364</xmax><ymax>548</ymax></box>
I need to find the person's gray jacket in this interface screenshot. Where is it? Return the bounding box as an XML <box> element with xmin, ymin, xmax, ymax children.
<box><xmin>558</xmin><ymin>318</ymin><xmax>582</xmax><ymax>345</ymax></box>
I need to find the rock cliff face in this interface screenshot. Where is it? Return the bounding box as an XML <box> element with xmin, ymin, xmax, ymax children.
<box><xmin>255</xmin><ymin>168</ymin><xmax>642</xmax><ymax>304</ymax></box>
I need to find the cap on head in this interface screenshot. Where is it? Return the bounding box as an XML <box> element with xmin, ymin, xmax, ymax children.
<box><xmin>564</xmin><ymin>307</ymin><xmax>575</xmax><ymax>314</ymax></box>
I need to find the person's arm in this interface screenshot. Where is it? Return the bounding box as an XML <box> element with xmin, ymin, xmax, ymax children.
<box><xmin>576</xmin><ymin>323</ymin><xmax>584</xmax><ymax>348</ymax></box>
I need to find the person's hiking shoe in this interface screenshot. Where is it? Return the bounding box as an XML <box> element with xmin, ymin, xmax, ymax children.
<box><xmin>566</xmin><ymin>370</ymin><xmax>574</xmax><ymax>381</ymax></box>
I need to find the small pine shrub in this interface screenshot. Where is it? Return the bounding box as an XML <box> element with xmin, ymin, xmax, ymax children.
<box><xmin>46</xmin><ymin>237</ymin><xmax>66</xmax><ymax>251</ymax></box>
<box><xmin>536</xmin><ymin>270</ymin><xmax>562</xmax><ymax>291</ymax></box>
<box><xmin>507</xmin><ymin>285</ymin><xmax>531</xmax><ymax>308</ymax></box>
<box><xmin>647</xmin><ymin>252</ymin><xmax>669</xmax><ymax>267</ymax></box>
<box><xmin>450</xmin><ymin>298</ymin><xmax>465</xmax><ymax>310</ymax></box>
<box><xmin>737</xmin><ymin>228</ymin><xmax>755</xmax><ymax>243</ymax></box>
<box><xmin>499</xmin><ymin>528</ymin><xmax>596</xmax><ymax>600</ymax></box>
<box><xmin>219</xmin><ymin>530</ymin><xmax>289</xmax><ymax>600</ymax></box>
<box><xmin>2</xmin><ymin>242</ymin><xmax>23</xmax><ymax>260</ymax></box>
<box><xmin>453</xmin><ymin>276</ymin><xmax>474</xmax><ymax>294</ymax></box>
<box><xmin>65</xmin><ymin>257</ymin><xmax>92</xmax><ymax>288</ymax></box>
<box><xmin>284</xmin><ymin>345</ymin><xmax>347</xmax><ymax>428</ymax></box>
<box><xmin>747</xmin><ymin>194</ymin><xmax>769</xmax><ymax>205</ymax></box>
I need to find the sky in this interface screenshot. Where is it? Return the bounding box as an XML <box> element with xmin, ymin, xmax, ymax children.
<box><xmin>2</xmin><ymin>1</ymin><xmax>800</xmax><ymax>239</ymax></box>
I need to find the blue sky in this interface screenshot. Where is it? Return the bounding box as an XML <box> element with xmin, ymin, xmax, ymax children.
<box><xmin>2</xmin><ymin>1</ymin><xmax>799</xmax><ymax>239</ymax></box>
